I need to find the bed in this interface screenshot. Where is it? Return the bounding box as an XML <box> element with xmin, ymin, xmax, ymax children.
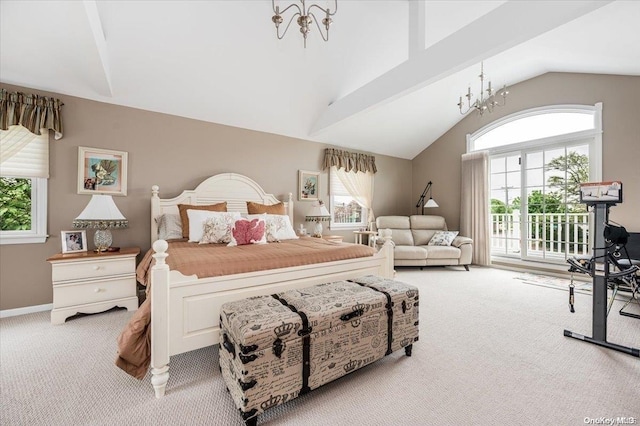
<box><xmin>133</xmin><ymin>173</ymin><xmax>394</xmax><ymax>398</ymax></box>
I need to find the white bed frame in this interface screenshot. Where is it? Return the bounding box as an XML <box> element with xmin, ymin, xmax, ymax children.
<box><xmin>148</xmin><ymin>173</ymin><xmax>394</xmax><ymax>398</ymax></box>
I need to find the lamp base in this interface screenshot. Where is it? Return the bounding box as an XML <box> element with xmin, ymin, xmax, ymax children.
<box><xmin>313</xmin><ymin>221</ymin><xmax>323</xmax><ymax>238</ymax></box>
<box><xmin>94</xmin><ymin>229</ymin><xmax>113</xmax><ymax>252</ymax></box>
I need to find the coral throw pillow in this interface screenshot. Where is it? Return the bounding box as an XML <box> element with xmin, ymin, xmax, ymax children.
<box><xmin>228</xmin><ymin>218</ymin><xmax>267</xmax><ymax>246</ymax></box>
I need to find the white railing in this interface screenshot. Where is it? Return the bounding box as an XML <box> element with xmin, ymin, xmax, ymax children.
<box><xmin>491</xmin><ymin>212</ymin><xmax>590</xmax><ymax>260</ymax></box>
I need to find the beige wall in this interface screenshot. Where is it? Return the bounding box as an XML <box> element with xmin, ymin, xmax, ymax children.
<box><xmin>412</xmin><ymin>73</ymin><xmax>640</xmax><ymax>232</ymax></box>
<box><xmin>0</xmin><ymin>83</ymin><xmax>412</xmax><ymax>310</ymax></box>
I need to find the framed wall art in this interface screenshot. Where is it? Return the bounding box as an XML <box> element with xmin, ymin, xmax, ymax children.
<box><xmin>77</xmin><ymin>146</ymin><xmax>128</xmax><ymax>196</ymax></box>
<box><xmin>61</xmin><ymin>230</ymin><xmax>87</xmax><ymax>254</ymax></box>
<box><xmin>298</xmin><ymin>170</ymin><xmax>319</xmax><ymax>201</ymax></box>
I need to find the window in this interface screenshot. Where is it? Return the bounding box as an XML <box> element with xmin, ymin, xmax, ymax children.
<box><xmin>329</xmin><ymin>167</ymin><xmax>368</xmax><ymax>229</ymax></box>
<box><xmin>0</xmin><ymin>126</ymin><xmax>49</xmax><ymax>244</ymax></box>
<box><xmin>471</xmin><ymin>104</ymin><xmax>602</xmax><ymax>265</ymax></box>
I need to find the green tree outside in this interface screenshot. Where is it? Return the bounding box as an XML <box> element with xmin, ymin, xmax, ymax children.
<box><xmin>0</xmin><ymin>177</ymin><xmax>32</xmax><ymax>230</ymax></box>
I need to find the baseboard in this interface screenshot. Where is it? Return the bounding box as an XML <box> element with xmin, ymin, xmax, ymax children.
<box><xmin>0</xmin><ymin>303</ymin><xmax>53</xmax><ymax>319</ymax></box>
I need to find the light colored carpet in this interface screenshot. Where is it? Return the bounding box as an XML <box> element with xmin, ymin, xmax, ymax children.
<box><xmin>1</xmin><ymin>267</ymin><xmax>639</xmax><ymax>426</ymax></box>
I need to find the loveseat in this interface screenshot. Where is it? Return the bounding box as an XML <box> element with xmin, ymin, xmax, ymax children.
<box><xmin>376</xmin><ymin>215</ymin><xmax>473</xmax><ymax>270</ymax></box>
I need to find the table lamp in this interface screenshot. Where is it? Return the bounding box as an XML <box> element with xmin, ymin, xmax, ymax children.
<box><xmin>305</xmin><ymin>200</ymin><xmax>331</xmax><ymax>238</ymax></box>
<box><xmin>72</xmin><ymin>194</ymin><xmax>128</xmax><ymax>252</ymax></box>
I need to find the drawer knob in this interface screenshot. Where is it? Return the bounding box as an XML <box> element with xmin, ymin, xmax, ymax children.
<box><xmin>93</xmin><ymin>266</ymin><xmax>102</xmax><ymax>270</ymax></box>
<box><xmin>94</xmin><ymin>288</ymin><xmax>104</xmax><ymax>293</ymax></box>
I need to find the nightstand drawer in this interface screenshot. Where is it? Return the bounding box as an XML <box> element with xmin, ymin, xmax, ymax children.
<box><xmin>52</xmin><ymin>257</ymin><xmax>135</xmax><ymax>282</ymax></box>
<box><xmin>53</xmin><ymin>277</ymin><xmax>136</xmax><ymax>308</ymax></box>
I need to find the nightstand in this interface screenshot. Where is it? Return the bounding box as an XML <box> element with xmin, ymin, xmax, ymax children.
<box><xmin>322</xmin><ymin>235</ymin><xmax>343</xmax><ymax>243</ymax></box>
<box><xmin>47</xmin><ymin>247</ymin><xmax>140</xmax><ymax>325</ymax></box>
<box><xmin>353</xmin><ymin>230</ymin><xmax>377</xmax><ymax>245</ymax></box>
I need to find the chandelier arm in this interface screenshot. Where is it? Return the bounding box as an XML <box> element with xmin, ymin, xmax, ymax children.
<box><xmin>308</xmin><ymin>11</ymin><xmax>329</xmax><ymax>41</ymax></box>
<box><xmin>307</xmin><ymin>1</ymin><xmax>338</xmax><ymax>17</ymax></box>
<box><xmin>276</xmin><ymin>12</ymin><xmax>301</xmax><ymax>40</ymax></box>
<box><xmin>272</xmin><ymin>0</ymin><xmax>302</xmax><ymax>16</ymax></box>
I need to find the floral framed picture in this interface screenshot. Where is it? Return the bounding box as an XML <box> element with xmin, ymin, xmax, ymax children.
<box><xmin>61</xmin><ymin>230</ymin><xmax>87</xmax><ymax>254</ymax></box>
<box><xmin>77</xmin><ymin>147</ymin><xmax>128</xmax><ymax>196</ymax></box>
<box><xmin>298</xmin><ymin>170</ymin><xmax>319</xmax><ymax>201</ymax></box>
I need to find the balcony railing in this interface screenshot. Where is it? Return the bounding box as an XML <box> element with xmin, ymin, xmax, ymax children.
<box><xmin>491</xmin><ymin>212</ymin><xmax>590</xmax><ymax>261</ymax></box>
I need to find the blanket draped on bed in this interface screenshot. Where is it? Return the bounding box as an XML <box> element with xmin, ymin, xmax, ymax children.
<box><xmin>116</xmin><ymin>238</ymin><xmax>376</xmax><ymax>378</ymax></box>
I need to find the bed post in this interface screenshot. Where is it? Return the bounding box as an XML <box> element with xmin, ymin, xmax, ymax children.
<box><xmin>378</xmin><ymin>228</ymin><xmax>395</xmax><ymax>279</ymax></box>
<box><xmin>150</xmin><ymin>239</ymin><xmax>170</xmax><ymax>398</ymax></box>
<box><xmin>151</xmin><ymin>185</ymin><xmax>160</xmax><ymax>247</ymax></box>
<box><xmin>286</xmin><ymin>192</ymin><xmax>294</xmax><ymax>223</ymax></box>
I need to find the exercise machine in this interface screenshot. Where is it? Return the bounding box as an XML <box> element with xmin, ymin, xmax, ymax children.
<box><xmin>564</xmin><ymin>181</ymin><xmax>639</xmax><ymax>358</ymax></box>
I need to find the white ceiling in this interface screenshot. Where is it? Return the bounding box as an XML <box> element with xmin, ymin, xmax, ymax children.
<box><xmin>1</xmin><ymin>1</ymin><xmax>639</xmax><ymax>160</ymax></box>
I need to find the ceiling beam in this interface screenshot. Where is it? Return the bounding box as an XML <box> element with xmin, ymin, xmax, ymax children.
<box><xmin>310</xmin><ymin>0</ymin><xmax>613</xmax><ymax>135</ymax></box>
<box><xmin>408</xmin><ymin>0</ymin><xmax>426</xmax><ymax>56</ymax></box>
<box><xmin>83</xmin><ymin>0</ymin><xmax>113</xmax><ymax>96</ymax></box>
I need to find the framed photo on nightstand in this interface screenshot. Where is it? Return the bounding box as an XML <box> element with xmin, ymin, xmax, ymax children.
<box><xmin>61</xmin><ymin>230</ymin><xmax>87</xmax><ymax>254</ymax></box>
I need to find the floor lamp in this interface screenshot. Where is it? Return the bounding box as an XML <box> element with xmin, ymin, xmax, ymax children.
<box><xmin>415</xmin><ymin>181</ymin><xmax>439</xmax><ymax>214</ymax></box>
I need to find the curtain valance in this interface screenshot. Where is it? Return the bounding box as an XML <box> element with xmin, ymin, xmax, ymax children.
<box><xmin>323</xmin><ymin>148</ymin><xmax>377</xmax><ymax>174</ymax></box>
<box><xmin>0</xmin><ymin>88</ymin><xmax>64</xmax><ymax>140</ymax></box>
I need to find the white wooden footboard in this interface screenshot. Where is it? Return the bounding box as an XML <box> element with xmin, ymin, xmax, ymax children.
<box><xmin>149</xmin><ymin>232</ymin><xmax>394</xmax><ymax>398</ymax></box>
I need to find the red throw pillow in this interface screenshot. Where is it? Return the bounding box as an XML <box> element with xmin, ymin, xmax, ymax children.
<box><xmin>231</xmin><ymin>219</ymin><xmax>266</xmax><ymax>246</ymax></box>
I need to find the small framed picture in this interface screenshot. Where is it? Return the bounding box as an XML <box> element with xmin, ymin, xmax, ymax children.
<box><xmin>298</xmin><ymin>170</ymin><xmax>320</xmax><ymax>201</ymax></box>
<box><xmin>61</xmin><ymin>230</ymin><xmax>87</xmax><ymax>254</ymax></box>
<box><xmin>77</xmin><ymin>146</ymin><xmax>128</xmax><ymax>196</ymax></box>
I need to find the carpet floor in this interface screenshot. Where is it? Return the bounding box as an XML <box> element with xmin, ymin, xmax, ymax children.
<box><xmin>1</xmin><ymin>267</ymin><xmax>638</xmax><ymax>426</ymax></box>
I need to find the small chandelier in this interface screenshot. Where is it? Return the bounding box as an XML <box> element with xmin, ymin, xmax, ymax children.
<box><xmin>457</xmin><ymin>62</ymin><xmax>509</xmax><ymax>116</ymax></box>
<box><xmin>271</xmin><ymin>0</ymin><xmax>338</xmax><ymax>48</ymax></box>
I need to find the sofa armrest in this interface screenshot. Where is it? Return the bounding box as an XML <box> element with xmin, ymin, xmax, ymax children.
<box><xmin>452</xmin><ymin>236</ymin><xmax>473</xmax><ymax>248</ymax></box>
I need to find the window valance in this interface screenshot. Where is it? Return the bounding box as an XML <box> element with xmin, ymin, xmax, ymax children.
<box><xmin>0</xmin><ymin>88</ymin><xmax>64</xmax><ymax>140</ymax></box>
<box><xmin>322</xmin><ymin>148</ymin><xmax>377</xmax><ymax>174</ymax></box>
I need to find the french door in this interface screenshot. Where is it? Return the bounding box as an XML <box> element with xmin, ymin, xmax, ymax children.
<box><xmin>490</xmin><ymin>140</ymin><xmax>592</xmax><ymax>263</ymax></box>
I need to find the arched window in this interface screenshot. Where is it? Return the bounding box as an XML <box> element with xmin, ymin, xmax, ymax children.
<box><xmin>468</xmin><ymin>104</ymin><xmax>602</xmax><ymax>264</ymax></box>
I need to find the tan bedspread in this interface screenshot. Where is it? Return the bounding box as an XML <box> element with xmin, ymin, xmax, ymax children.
<box><xmin>116</xmin><ymin>238</ymin><xmax>376</xmax><ymax>378</ymax></box>
<box><xmin>135</xmin><ymin>237</ymin><xmax>376</xmax><ymax>286</ymax></box>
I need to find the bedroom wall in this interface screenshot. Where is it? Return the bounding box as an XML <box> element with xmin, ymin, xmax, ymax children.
<box><xmin>412</xmin><ymin>73</ymin><xmax>640</xmax><ymax>232</ymax></box>
<box><xmin>0</xmin><ymin>83</ymin><xmax>413</xmax><ymax>311</ymax></box>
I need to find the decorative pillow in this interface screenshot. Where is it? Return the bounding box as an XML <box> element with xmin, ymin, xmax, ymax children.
<box><xmin>228</xmin><ymin>218</ymin><xmax>267</xmax><ymax>246</ymax></box>
<box><xmin>156</xmin><ymin>214</ymin><xmax>183</xmax><ymax>241</ymax></box>
<box><xmin>246</xmin><ymin>201</ymin><xmax>286</xmax><ymax>215</ymax></box>
<box><xmin>247</xmin><ymin>214</ymin><xmax>298</xmax><ymax>242</ymax></box>
<box><xmin>187</xmin><ymin>210</ymin><xmax>240</xmax><ymax>243</ymax></box>
<box><xmin>178</xmin><ymin>202</ymin><xmax>227</xmax><ymax>238</ymax></box>
<box><xmin>427</xmin><ymin>231</ymin><xmax>459</xmax><ymax>246</ymax></box>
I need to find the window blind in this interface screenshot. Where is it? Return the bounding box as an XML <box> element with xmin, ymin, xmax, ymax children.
<box><xmin>0</xmin><ymin>125</ymin><xmax>49</xmax><ymax>178</ymax></box>
<box><xmin>330</xmin><ymin>167</ymin><xmax>350</xmax><ymax>196</ymax></box>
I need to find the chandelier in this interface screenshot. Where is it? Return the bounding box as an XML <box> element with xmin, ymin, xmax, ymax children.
<box><xmin>271</xmin><ymin>0</ymin><xmax>338</xmax><ymax>48</ymax></box>
<box><xmin>457</xmin><ymin>62</ymin><xmax>509</xmax><ymax>116</ymax></box>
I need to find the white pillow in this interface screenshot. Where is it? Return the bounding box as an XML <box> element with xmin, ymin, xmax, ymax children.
<box><xmin>156</xmin><ymin>214</ymin><xmax>183</xmax><ymax>240</ymax></box>
<box><xmin>427</xmin><ymin>231</ymin><xmax>459</xmax><ymax>246</ymax></box>
<box><xmin>187</xmin><ymin>210</ymin><xmax>241</xmax><ymax>243</ymax></box>
<box><xmin>247</xmin><ymin>214</ymin><xmax>298</xmax><ymax>242</ymax></box>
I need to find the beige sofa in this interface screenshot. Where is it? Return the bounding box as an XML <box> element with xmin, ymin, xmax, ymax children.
<box><xmin>376</xmin><ymin>215</ymin><xmax>473</xmax><ymax>270</ymax></box>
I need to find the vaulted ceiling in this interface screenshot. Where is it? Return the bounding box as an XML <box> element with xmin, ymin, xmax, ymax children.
<box><xmin>1</xmin><ymin>1</ymin><xmax>638</xmax><ymax>159</ymax></box>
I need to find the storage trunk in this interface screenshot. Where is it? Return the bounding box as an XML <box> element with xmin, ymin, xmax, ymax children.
<box><xmin>219</xmin><ymin>277</ymin><xmax>419</xmax><ymax>425</ymax></box>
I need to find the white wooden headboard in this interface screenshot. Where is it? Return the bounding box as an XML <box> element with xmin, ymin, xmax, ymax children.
<box><xmin>150</xmin><ymin>173</ymin><xmax>294</xmax><ymax>245</ymax></box>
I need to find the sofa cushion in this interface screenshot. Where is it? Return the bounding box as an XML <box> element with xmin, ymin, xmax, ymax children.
<box><xmin>377</xmin><ymin>216</ymin><xmax>410</xmax><ymax>229</ymax></box>
<box><xmin>421</xmin><ymin>245</ymin><xmax>462</xmax><ymax>259</ymax></box>
<box><xmin>412</xmin><ymin>229</ymin><xmax>438</xmax><ymax>246</ymax></box>
<box><xmin>390</xmin><ymin>229</ymin><xmax>415</xmax><ymax>246</ymax></box>
<box><xmin>428</xmin><ymin>231</ymin><xmax>459</xmax><ymax>246</ymax></box>
<box><xmin>394</xmin><ymin>245</ymin><xmax>429</xmax><ymax>260</ymax></box>
<box><xmin>410</xmin><ymin>215</ymin><xmax>448</xmax><ymax>230</ymax></box>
